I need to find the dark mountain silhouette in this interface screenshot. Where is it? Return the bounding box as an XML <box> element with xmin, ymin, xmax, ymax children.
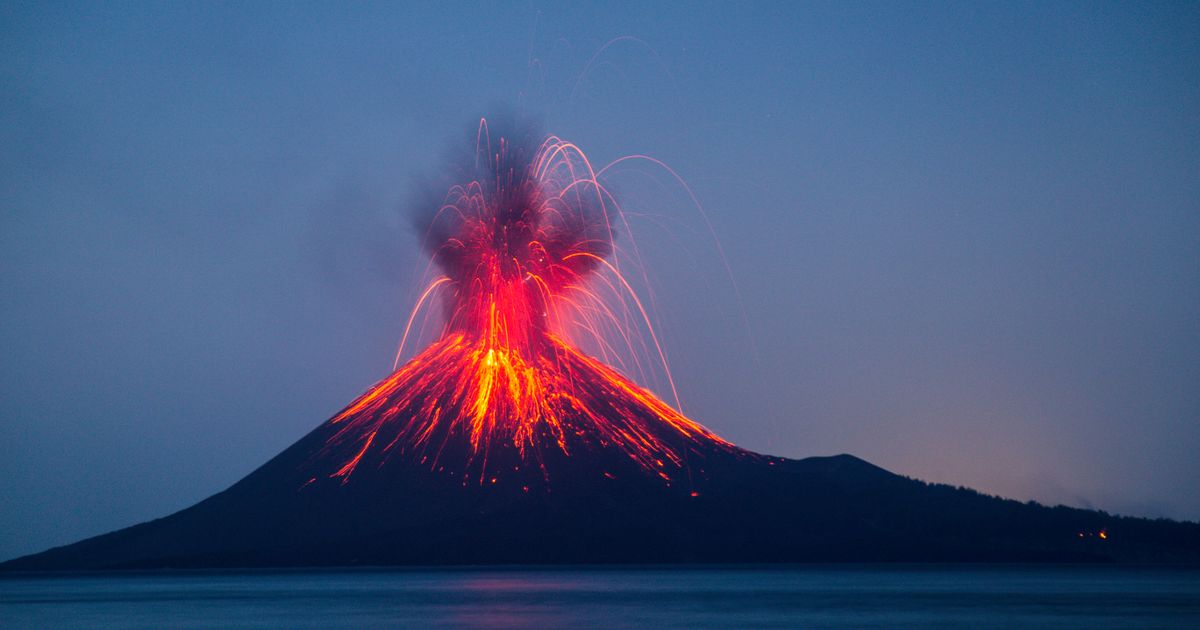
<box><xmin>11</xmin><ymin>119</ymin><xmax>1194</xmax><ymax>572</ymax></box>
<box><xmin>4</xmin><ymin>341</ymin><xmax>1198</xmax><ymax>570</ymax></box>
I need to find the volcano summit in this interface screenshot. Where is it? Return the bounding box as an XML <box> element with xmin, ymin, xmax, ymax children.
<box><xmin>5</xmin><ymin>122</ymin><xmax>1197</xmax><ymax>570</ymax></box>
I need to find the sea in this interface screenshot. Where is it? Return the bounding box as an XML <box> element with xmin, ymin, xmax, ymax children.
<box><xmin>2</xmin><ymin>565</ymin><xmax>1198</xmax><ymax>628</ymax></box>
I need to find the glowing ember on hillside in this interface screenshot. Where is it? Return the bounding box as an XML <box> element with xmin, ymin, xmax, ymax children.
<box><xmin>310</xmin><ymin>119</ymin><xmax>742</xmax><ymax>486</ymax></box>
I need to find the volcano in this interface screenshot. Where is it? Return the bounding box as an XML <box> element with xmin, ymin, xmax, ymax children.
<box><xmin>4</xmin><ymin>342</ymin><xmax>1199</xmax><ymax>569</ymax></box>
<box><xmin>5</xmin><ymin>122</ymin><xmax>1198</xmax><ymax>570</ymax></box>
<box><xmin>4</xmin><ymin>382</ymin><xmax>1198</xmax><ymax>569</ymax></box>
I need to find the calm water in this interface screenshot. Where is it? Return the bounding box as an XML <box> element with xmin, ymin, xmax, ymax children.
<box><xmin>2</xmin><ymin>566</ymin><xmax>1198</xmax><ymax>628</ymax></box>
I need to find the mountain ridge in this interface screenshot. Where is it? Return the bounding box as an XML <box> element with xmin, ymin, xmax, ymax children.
<box><xmin>5</xmin><ymin>447</ymin><xmax>1197</xmax><ymax>571</ymax></box>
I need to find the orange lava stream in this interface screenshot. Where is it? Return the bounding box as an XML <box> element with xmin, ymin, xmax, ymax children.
<box><xmin>321</xmin><ymin>330</ymin><xmax>733</xmax><ymax>484</ymax></box>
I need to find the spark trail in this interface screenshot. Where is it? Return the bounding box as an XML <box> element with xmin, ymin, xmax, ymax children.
<box><xmin>310</xmin><ymin>119</ymin><xmax>745</xmax><ymax>488</ymax></box>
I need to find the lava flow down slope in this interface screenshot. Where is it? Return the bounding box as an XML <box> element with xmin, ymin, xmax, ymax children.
<box><xmin>5</xmin><ymin>121</ymin><xmax>1198</xmax><ymax>570</ymax></box>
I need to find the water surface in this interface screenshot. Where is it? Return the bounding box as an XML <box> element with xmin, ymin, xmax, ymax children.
<box><xmin>2</xmin><ymin>566</ymin><xmax>1198</xmax><ymax>628</ymax></box>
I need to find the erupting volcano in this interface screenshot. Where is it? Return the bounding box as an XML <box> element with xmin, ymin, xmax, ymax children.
<box><xmin>314</xmin><ymin>123</ymin><xmax>744</xmax><ymax>492</ymax></box>
<box><xmin>5</xmin><ymin>120</ymin><xmax>1198</xmax><ymax>571</ymax></box>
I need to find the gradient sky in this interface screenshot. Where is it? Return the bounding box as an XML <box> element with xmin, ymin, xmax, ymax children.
<box><xmin>2</xmin><ymin>1</ymin><xmax>1198</xmax><ymax>561</ymax></box>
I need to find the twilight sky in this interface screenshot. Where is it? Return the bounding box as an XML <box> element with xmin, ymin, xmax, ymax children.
<box><xmin>2</xmin><ymin>1</ymin><xmax>1198</xmax><ymax>560</ymax></box>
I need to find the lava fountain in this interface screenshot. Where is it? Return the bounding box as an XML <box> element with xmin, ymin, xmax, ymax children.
<box><xmin>309</xmin><ymin>119</ymin><xmax>745</xmax><ymax>490</ymax></box>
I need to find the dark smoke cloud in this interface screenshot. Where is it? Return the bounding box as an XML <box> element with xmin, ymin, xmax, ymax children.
<box><xmin>411</xmin><ymin>112</ymin><xmax>616</xmax><ymax>320</ymax></box>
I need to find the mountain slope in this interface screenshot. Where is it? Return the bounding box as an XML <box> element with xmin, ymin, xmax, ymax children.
<box><xmin>5</xmin><ymin>337</ymin><xmax>1198</xmax><ymax>571</ymax></box>
<box><xmin>5</xmin><ymin>447</ymin><xmax>1198</xmax><ymax>570</ymax></box>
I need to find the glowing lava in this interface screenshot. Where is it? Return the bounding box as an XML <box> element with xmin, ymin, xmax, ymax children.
<box><xmin>311</xmin><ymin>119</ymin><xmax>742</xmax><ymax>487</ymax></box>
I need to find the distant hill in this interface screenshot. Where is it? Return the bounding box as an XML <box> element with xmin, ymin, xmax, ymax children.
<box><xmin>4</xmin><ymin>442</ymin><xmax>1196</xmax><ymax>569</ymax></box>
<box><xmin>6</xmin><ymin>334</ymin><xmax>1198</xmax><ymax>571</ymax></box>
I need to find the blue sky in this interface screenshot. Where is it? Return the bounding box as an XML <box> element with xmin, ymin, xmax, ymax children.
<box><xmin>1</xmin><ymin>1</ymin><xmax>1197</xmax><ymax>560</ymax></box>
